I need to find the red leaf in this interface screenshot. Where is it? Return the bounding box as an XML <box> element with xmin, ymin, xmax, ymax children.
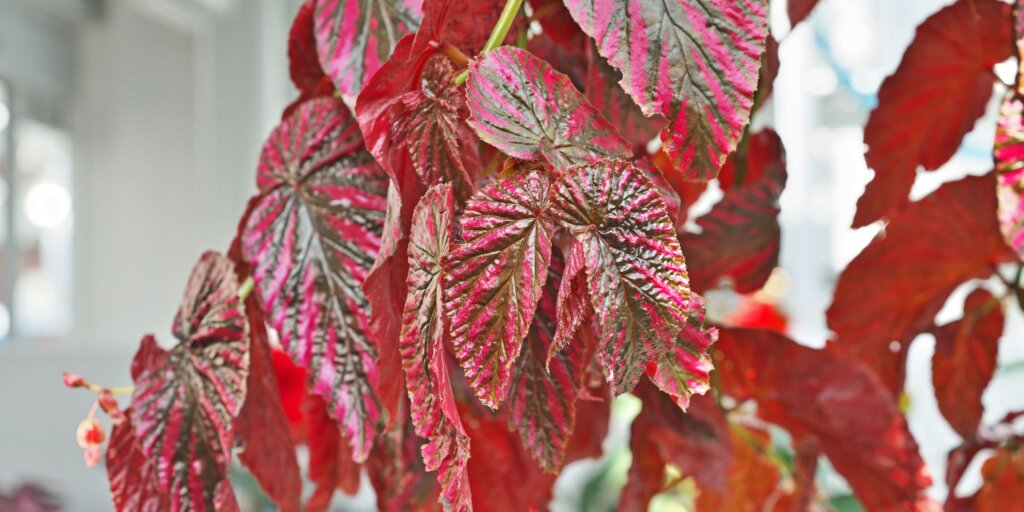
<box><xmin>550</xmin><ymin>240</ymin><xmax>589</xmax><ymax>366</ymax></box>
<box><xmin>413</xmin><ymin>0</ymin><xmax>505</xmax><ymax>55</ymax></box>
<box><xmin>931</xmin><ymin>288</ymin><xmax>1004</xmax><ymax>438</ymax></box>
<box><xmin>445</xmin><ymin>170</ymin><xmax>556</xmax><ymax>408</ymax></box>
<box><xmin>233</xmin><ymin>298</ymin><xmax>302</xmax><ymax>512</ymax></box>
<box><xmin>716</xmin><ymin>328</ymin><xmax>932</xmax><ymax>511</ymax></box>
<box><xmin>357</xmin><ymin>38</ymin><xmax>482</xmax><ymax>197</ymax></box>
<box><xmin>787</xmin><ymin>0</ymin><xmax>820</xmax><ymax>27</ymax></box>
<box><xmin>754</xmin><ymin>33</ymin><xmax>780</xmax><ymax>112</ymax></box>
<box><xmin>682</xmin><ymin>129</ymin><xmax>787</xmax><ymax>294</ymax></box>
<box><xmin>401</xmin><ymin>184</ymin><xmax>472</xmax><ymax>510</ymax></box>
<box><xmin>550</xmin><ymin>160</ymin><xmax>707</xmax><ymax>396</ymax></box>
<box><xmin>828</xmin><ymin>173</ymin><xmax>1016</xmax><ymax>394</ymax></box>
<box><xmin>584</xmin><ymin>43</ymin><xmax>664</xmax><ymax>148</ymax></box>
<box><xmin>527</xmin><ymin>0</ymin><xmax>589</xmax><ymax>52</ymax></box>
<box><xmin>366</xmin><ymin>408</ymin><xmax>444</xmax><ymax>512</ymax></box>
<box><xmin>562</xmin><ymin>370</ymin><xmax>611</xmax><ymax>465</ymax></box>
<box><xmin>620</xmin><ymin>383</ymin><xmax>731</xmax><ymax>510</ymax></box>
<box><xmin>694</xmin><ymin>423</ymin><xmax>806</xmax><ymax>512</ymax></box>
<box><xmin>272</xmin><ymin>348</ymin><xmax>309</xmax><ymax>441</ymax></box>
<box><xmin>129</xmin><ymin>252</ymin><xmax>248</xmax><ymax>512</ymax></box>
<box><xmin>975</xmin><ymin>446</ymin><xmax>1024</xmax><ymax>512</ymax></box>
<box><xmin>506</xmin><ymin>256</ymin><xmax>586</xmax><ymax>472</ymax></box>
<box><xmin>288</xmin><ymin>1</ymin><xmax>328</xmax><ymax>94</ymax></box>
<box><xmin>563</xmin><ymin>0</ymin><xmax>769</xmax><ymax>182</ymax></box>
<box><xmin>314</xmin><ymin>0</ymin><xmax>423</xmax><ymax>100</ymax></box>
<box><xmin>855</xmin><ymin>0</ymin><xmax>1012</xmax><ymax>227</ymax></box>
<box><xmin>241</xmin><ymin>96</ymin><xmax>390</xmax><ymax>462</ymax></box>
<box><xmin>305</xmin><ymin>395</ymin><xmax>363</xmax><ymax>512</ymax></box>
<box><xmin>106</xmin><ymin>412</ymin><xmax>170</xmax><ymax>512</ymax></box>
<box><xmin>465</xmin><ymin>46</ymin><xmax>631</xmax><ymax>171</ymax></box>
<box><xmin>645</xmin><ymin>293</ymin><xmax>716</xmax><ymax>410</ymax></box>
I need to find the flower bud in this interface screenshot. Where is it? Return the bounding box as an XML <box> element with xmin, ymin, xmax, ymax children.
<box><xmin>76</xmin><ymin>418</ymin><xmax>106</xmax><ymax>448</ymax></box>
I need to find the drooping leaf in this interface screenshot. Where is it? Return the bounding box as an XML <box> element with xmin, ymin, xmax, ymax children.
<box><xmin>787</xmin><ymin>0</ymin><xmax>820</xmax><ymax>27</ymax></box>
<box><xmin>931</xmin><ymin>288</ymin><xmax>1004</xmax><ymax>438</ymax></box>
<box><xmin>550</xmin><ymin>160</ymin><xmax>701</xmax><ymax>394</ymax></box>
<box><xmin>527</xmin><ymin>0</ymin><xmax>589</xmax><ymax>52</ymax></box>
<box><xmin>995</xmin><ymin>3</ymin><xmax>1024</xmax><ymax>260</ymax></box>
<box><xmin>645</xmin><ymin>293</ymin><xmax>716</xmax><ymax>410</ymax></box>
<box><xmin>827</xmin><ymin>173</ymin><xmax>1016</xmax><ymax>394</ymax></box>
<box><xmin>289</xmin><ymin>0</ymin><xmax>329</xmax><ymax>94</ymax></box>
<box><xmin>975</xmin><ymin>446</ymin><xmax>1024</xmax><ymax>512</ymax></box>
<box><xmin>106</xmin><ymin>412</ymin><xmax>170</xmax><ymax>512</ymax></box>
<box><xmin>563</xmin><ymin>367</ymin><xmax>612</xmax><ymax>465</ymax></box>
<box><xmin>305</xmin><ymin>395</ymin><xmax>363</xmax><ymax>512</ymax></box>
<box><xmin>465</xmin><ymin>46</ymin><xmax>631</xmax><ymax>171</ymax></box>
<box><xmin>357</xmin><ymin>37</ymin><xmax>482</xmax><ymax>196</ymax></box>
<box><xmin>716</xmin><ymin>328</ymin><xmax>931</xmax><ymax>511</ymax></box>
<box><xmin>401</xmin><ymin>184</ymin><xmax>472</xmax><ymax>510</ymax></box>
<box><xmin>550</xmin><ymin>240</ymin><xmax>589</xmax><ymax>366</ymax></box>
<box><xmin>233</xmin><ymin>296</ymin><xmax>302</xmax><ymax>512</ymax></box>
<box><xmin>445</xmin><ymin>170</ymin><xmax>556</xmax><ymax>408</ymax></box>
<box><xmin>855</xmin><ymin>0</ymin><xmax>1012</xmax><ymax>227</ymax></box>
<box><xmin>366</xmin><ymin>406</ymin><xmax>444</xmax><ymax>512</ymax></box>
<box><xmin>506</xmin><ymin>257</ymin><xmax>585</xmax><ymax>473</ymax></box>
<box><xmin>620</xmin><ymin>383</ymin><xmax>731</xmax><ymax>510</ymax></box>
<box><xmin>314</xmin><ymin>0</ymin><xmax>423</xmax><ymax>100</ymax></box>
<box><xmin>563</xmin><ymin>0</ymin><xmax>769</xmax><ymax>181</ymax></box>
<box><xmin>130</xmin><ymin>252</ymin><xmax>249</xmax><ymax>512</ymax></box>
<box><xmin>241</xmin><ymin>95</ymin><xmax>389</xmax><ymax>462</ymax></box>
<box><xmin>682</xmin><ymin>129</ymin><xmax>787</xmax><ymax>294</ymax></box>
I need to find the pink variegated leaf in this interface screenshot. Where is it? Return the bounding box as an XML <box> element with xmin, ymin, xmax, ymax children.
<box><xmin>129</xmin><ymin>252</ymin><xmax>249</xmax><ymax>512</ymax></box>
<box><xmin>550</xmin><ymin>240</ymin><xmax>589</xmax><ymax>368</ymax></box>
<box><xmin>646</xmin><ymin>294</ymin><xmax>716</xmax><ymax>411</ymax></box>
<box><xmin>550</xmin><ymin>160</ymin><xmax>700</xmax><ymax>394</ymax></box>
<box><xmin>507</xmin><ymin>257</ymin><xmax>585</xmax><ymax>473</ymax></box>
<box><xmin>241</xmin><ymin>96</ymin><xmax>389</xmax><ymax>462</ymax></box>
<box><xmin>106</xmin><ymin>412</ymin><xmax>170</xmax><ymax>512</ymax></box>
<box><xmin>401</xmin><ymin>184</ymin><xmax>472</xmax><ymax>510</ymax></box>
<box><xmin>563</xmin><ymin>0</ymin><xmax>768</xmax><ymax>181</ymax></box>
<box><xmin>465</xmin><ymin>46</ymin><xmax>631</xmax><ymax>171</ymax></box>
<box><xmin>445</xmin><ymin>170</ymin><xmax>556</xmax><ymax>409</ymax></box>
<box><xmin>995</xmin><ymin>3</ymin><xmax>1024</xmax><ymax>260</ymax></box>
<box><xmin>314</xmin><ymin>0</ymin><xmax>423</xmax><ymax>100</ymax></box>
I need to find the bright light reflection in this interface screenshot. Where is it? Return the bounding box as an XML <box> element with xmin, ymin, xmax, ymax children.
<box><xmin>25</xmin><ymin>182</ymin><xmax>72</xmax><ymax>229</ymax></box>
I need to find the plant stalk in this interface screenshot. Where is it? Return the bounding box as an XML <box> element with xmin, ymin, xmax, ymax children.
<box><xmin>453</xmin><ymin>0</ymin><xmax>524</xmax><ymax>85</ymax></box>
<box><xmin>238</xmin><ymin>276</ymin><xmax>255</xmax><ymax>301</ymax></box>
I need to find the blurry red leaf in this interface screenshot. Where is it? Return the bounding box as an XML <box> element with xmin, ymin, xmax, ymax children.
<box><xmin>856</xmin><ymin>0</ymin><xmax>1012</xmax><ymax>227</ymax></box>
<box><xmin>305</xmin><ymin>395</ymin><xmax>363</xmax><ymax>512</ymax></box>
<box><xmin>787</xmin><ymin>0</ymin><xmax>820</xmax><ymax>27</ymax></box>
<box><xmin>563</xmin><ymin>0</ymin><xmax>768</xmax><ymax>182</ymax></box>
<box><xmin>233</xmin><ymin>298</ymin><xmax>302</xmax><ymax>512</ymax></box>
<box><xmin>716</xmin><ymin>328</ymin><xmax>931</xmax><ymax>511</ymax></box>
<box><xmin>401</xmin><ymin>185</ymin><xmax>472</xmax><ymax>510</ymax></box>
<box><xmin>828</xmin><ymin>173</ymin><xmax>1015</xmax><ymax>394</ymax></box>
<box><xmin>931</xmin><ymin>289</ymin><xmax>1004</xmax><ymax>438</ymax></box>
<box><xmin>620</xmin><ymin>383</ymin><xmax>731</xmax><ymax>510</ymax></box>
<box><xmin>755</xmin><ymin>34</ymin><xmax>780</xmax><ymax>111</ymax></box>
<box><xmin>129</xmin><ymin>253</ymin><xmax>248</xmax><ymax>512</ymax></box>
<box><xmin>366</xmin><ymin>407</ymin><xmax>444</xmax><ymax>512</ymax></box>
<box><xmin>465</xmin><ymin>46</ymin><xmax>631</xmax><ymax>171</ymax></box>
<box><xmin>271</xmin><ymin>349</ymin><xmax>309</xmax><ymax>441</ymax></box>
<box><xmin>106</xmin><ymin>412</ymin><xmax>170</xmax><ymax>512</ymax></box>
<box><xmin>583</xmin><ymin>43</ymin><xmax>664</xmax><ymax>148</ymax></box>
<box><xmin>413</xmin><ymin>0</ymin><xmax>504</xmax><ymax>55</ymax></box>
<box><xmin>726</xmin><ymin>295</ymin><xmax>789</xmax><ymax>333</ymax></box>
<box><xmin>241</xmin><ymin>96</ymin><xmax>389</xmax><ymax>461</ymax></box>
<box><xmin>314</xmin><ymin>0</ymin><xmax>423</xmax><ymax>100</ymax></box>
<box><xmin>527</xmin><ymin>0</ymin><xmax>588</xmax><ymax>51</ymax></box>
<box><xmin>445</xmin><ymin>170</ymin><xmax>556</xmax><ymax>408</ymax></box>
<box><xmin>975</xmin><ymin>445</ymin><xmax>1024</xmax><ymax>512</ymax></box>
<box><xmin>551</xmin><ymin>160</ymin><xmax>707</xmax><ymax>397</ymax></box>
<box><xmin>683</xmin><ymin>129</ymin><xmax>787</xmax><ymax>294</ymax></box>
<box><xmin>562</xmin><ymin>369</ymin><xmax>611</xmax><ymax>465</ymax></box>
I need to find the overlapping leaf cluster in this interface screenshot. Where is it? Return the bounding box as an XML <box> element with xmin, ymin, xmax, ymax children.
<box><xmin>81</xmin><ymin>0</ymin><xmax>1024</xmax><ymax>510</ymax></box>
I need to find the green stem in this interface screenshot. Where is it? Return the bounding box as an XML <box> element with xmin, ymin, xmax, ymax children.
<box><xmin>86</xmin><ymin>384</ymin><xmax>134</xmax><ymax>395</ymax></box>
<box><xmin>238</xmin><ymin>276</ymin><xmax>255</xmax><ymax>301</ymax></box>
<box><xmin>453</xmin><ymin>0</ymin><xmax>524</xmax><ymax>85</ymax></box>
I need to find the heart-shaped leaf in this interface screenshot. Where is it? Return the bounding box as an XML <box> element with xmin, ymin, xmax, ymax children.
<box><xmin>241</xmin><ymin>95</ymin><xmax>389</xmax><ymax>462</ymax></box>
<box><xmin>465</xmin><ymin>46</ymin><xmax>631</xmax><ymax>171</ymax></box>
<box><xmin>550</xmin><ymin>160</ymin><xmax>700</xmax><ymax>394</ymax></box>
<box><xmin>563</xmin><ymin>0</ymin><xmax>769</xmax><ymax>181</ymax></box>
<box><xmin>401</xmin><ymin>184</ymin><xmax>472</xmax><ymax>510</ymax></box>
<box><xmin>314</xmin><ymin>0</ymin><xmax>423</xmax><ymax>100</ymax></box>
<box><xmin>106</xmin><ymin>412</ymin><xmax>170</xmax><ymax>512</ymax></box>
<box><xmin>445</xmin><ymin>169</ymin><xmax>556</xmax><ymax>408</ymax></box>
<box><xmin>130</xmin><ymin>252</ymin><xmax>249</xmax><ymax>512</ymax></box>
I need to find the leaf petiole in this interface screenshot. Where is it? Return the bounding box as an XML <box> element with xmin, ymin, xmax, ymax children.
<box><xmin>238</xmin><ymin>276</ymin><xmax>255</xmax><ymax>301</ymax></box>
<box><xmin>453</xmin><ymin>0</ymin><xmax>524</xmax><ymax>85</ymax></box>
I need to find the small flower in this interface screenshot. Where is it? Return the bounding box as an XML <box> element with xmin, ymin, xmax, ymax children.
<box><xmin>83</xmin><ymin>445</ymin><xmax>102</xmax><ymax>468</ymax></box>
<box><xmin>76</xmin><ymin>418</ymin><xmax>106</xmax><ymax>448</ymax></box>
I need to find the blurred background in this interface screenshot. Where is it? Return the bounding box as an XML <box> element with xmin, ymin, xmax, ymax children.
<box><xmin>0</xmin><ymin>0</ymin><xmax>1021</xmax><ymax>510</ymax></box>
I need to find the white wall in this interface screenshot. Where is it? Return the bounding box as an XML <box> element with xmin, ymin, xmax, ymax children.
<box><xmin>0</xmin><ymin>0</ymin><xmax>296</xmax><ymax>508</ymax></box>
